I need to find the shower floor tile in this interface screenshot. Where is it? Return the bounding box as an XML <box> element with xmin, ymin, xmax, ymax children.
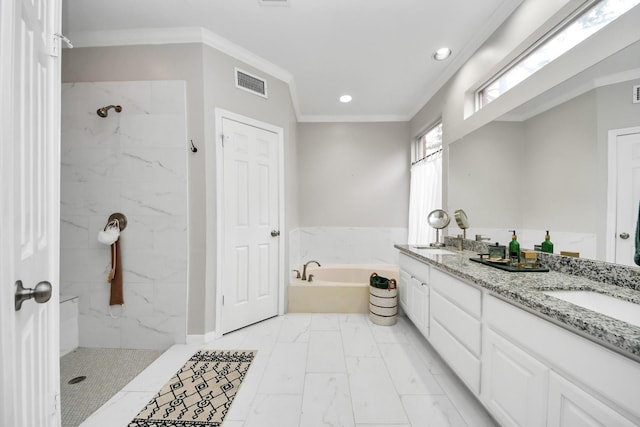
<box><xmin>60</xmin><ymin>347</ymin><xmax>162</xmax><ymax>427</ymax></box>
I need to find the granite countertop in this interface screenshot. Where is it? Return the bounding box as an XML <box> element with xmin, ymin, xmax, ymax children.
<box><xmin>395</xmin><ymin>244</ymin><xmax>640</xmax><ymax>362</ymax></box>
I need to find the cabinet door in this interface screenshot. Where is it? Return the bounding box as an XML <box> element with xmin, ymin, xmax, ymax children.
<box><xmin>482</xmin><ymin>328</ymin><xmax>548</xmax><ymax>427</ymax></box>
<box><xmin>409</xmin><ymin>277</ymin><xmax>429</xmax><ymax>334</ymax></box>
<box><xmin>547</xmin><ymin>372</ymin><xmax>638</xmax><ymax>427</ymax></box>
<box><xmin>399</xmin><ymin>269</ymin><xmax>410</xmax><ymax>312</ymax></box>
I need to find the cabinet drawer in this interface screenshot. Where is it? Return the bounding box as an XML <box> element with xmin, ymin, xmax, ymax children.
<box><xmin>431</xmin><ymin>289</ymin><xmax>481</xmax><ymax>356</ymax></box>
<box><xmin>399</xmin><ymin>253</ymin><xmax>430</xmax><ymax>283</ymax></box>
<box><xmin>431</xmin><ymin>268</ymin><xmax>481</xmax><ymax>318</ymax></box>
<box><xmin>430</xmin><ymin>317</ymin><xmax>481</xmax><ymax>394</ymax></box>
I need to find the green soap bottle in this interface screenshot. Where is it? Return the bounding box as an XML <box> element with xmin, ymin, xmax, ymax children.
<box><xmin>542</xmin><ymin>230</ymin><xmax>554</xmax><ymax>253</ymax></box>
<box><xmin>509</xmin><ymin>230</ymin><xmax>520</xmax><ymax>263</ymax></box>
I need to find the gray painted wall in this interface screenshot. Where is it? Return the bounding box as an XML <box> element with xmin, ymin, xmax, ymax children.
<box><xmin>62</xmin><ymin>43</ymin><xmax>298</xmax><ymax>335</ymax></box>
<box><xmin>448</xmin><ymin>122</ymin><xmax>524</xmax><ymax>229</ymax></box>
<box><xmin>522</xmin><ymin>91</ymin><xmax>598</xmax><ymax>233</ymax></box>
<box><xmin>297</xmin><ymin>122</ymin><xmax>410</xmax><ymax>227</ymax></box>
<box><xmin>449</xmin><ymin>91</ymin><xmax>598</xmax><ymax>241</ymax></box>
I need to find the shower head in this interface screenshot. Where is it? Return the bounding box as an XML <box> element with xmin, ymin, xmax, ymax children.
<box><xmin>96</xmin><ymin>105</ymin><xmax>122</xmax><ymax>118</ymax></box>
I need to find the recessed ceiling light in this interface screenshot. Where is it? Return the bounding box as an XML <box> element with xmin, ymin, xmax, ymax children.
<box><xmin>433</xmin><ymin>47</ymin><xmax>452</xmax><ymax>61</ymax></box>
<box><xmin>339</xmin><ymin>95</ymin><xmax>352</xmax><ymax>103</ymax></box>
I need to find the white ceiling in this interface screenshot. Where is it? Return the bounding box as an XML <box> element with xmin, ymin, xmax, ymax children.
<box><xmin>62</xmin><ymin>0</ymin><xmax>524</xmax><ymax>122</ymax></box>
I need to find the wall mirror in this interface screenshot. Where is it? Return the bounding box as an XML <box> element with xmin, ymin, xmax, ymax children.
<box><xmin>447</xmin><ymin>39</ymin><xmax>640</xmax><ymax>266</ymax></box>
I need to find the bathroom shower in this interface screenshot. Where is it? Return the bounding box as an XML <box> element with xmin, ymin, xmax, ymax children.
<box><xmin>96</xmin><ymin>104</ymin><xmax>122</xmax><ymax>117</ymax></box>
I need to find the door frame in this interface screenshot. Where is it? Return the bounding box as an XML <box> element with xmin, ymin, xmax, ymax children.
<box><xmin>214</xmin><ymin>108</ymin><xmax>285</xmax><ymax>337</ymax></box>
<box><xmin>605</xmin><ymin>126</ymin><xmax>640</xmax><ymax>263</ymax></box>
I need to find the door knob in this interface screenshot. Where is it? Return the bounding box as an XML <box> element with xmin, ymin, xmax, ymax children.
<box><xmin>271</xmin><ymin>230</ymin><xmax>280</xmax><ymax>237</ymax></box>
<box><xmin>15</xmin><ymin>280</ymin><xmax>52</xmax><ymax>311</ymax></box>
<box><xmin>619</xmin><ymin>232</ymin><xmax>630</xmax><ymax>239</ymax></box>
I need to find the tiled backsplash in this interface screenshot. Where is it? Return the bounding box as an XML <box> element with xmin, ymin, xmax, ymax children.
<box><xmin>60</xmin><ymin>81</ymin><xmax>188</xmax><ymax>350</ymax></box>
<box><xmin>443</xmin><ymin>236</ymin><xmax>639</xmax><ymax>290</ymax></box>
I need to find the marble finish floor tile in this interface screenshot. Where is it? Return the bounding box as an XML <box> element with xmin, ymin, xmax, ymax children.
<box><xmin>378</xmin><ymin>343</ymin><xmax>444</xmax><ymax>395</ymax></box>
<box><xmin>258</xmin><ymin>342</ymin><xmax>308</xmax><ymax>395</ymax></box>
<box><xmin>307</xmin><ymin>331</ymin><xmax>347</xmax><ymax>373</ymax></box>
<box><xmin>300</xmin><ymin>373</ymin><xmax>354</xmax><ymax>427</ymax></box>
<box><xmin>346</xmin><ymin>356</ymin><xmax>409</xmax><ymax>424</ymax></box>
<box><xmin>402</xmin><ymin>395</ymin><xmax>467</xmax><ymax>427</ymax></box>
<box><xmin>243</xmin><ymin>394</ymin><xmax>303</xmax><ymax>427</ymax></box>
<box><xmin>78</xmin><ymin>314</ymin><xmax>497</xmax><ymax>427</ymax></box>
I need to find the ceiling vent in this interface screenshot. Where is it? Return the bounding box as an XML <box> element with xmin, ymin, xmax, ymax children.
<box><xmin>235</xmin><ymin>68</ymin><xmax>268</xmax><ymax>98</ymax></box>
<box><xmin>634</xmin><ymin>85</ymin><xmax>640</xmax><ymax>104</ymax></box>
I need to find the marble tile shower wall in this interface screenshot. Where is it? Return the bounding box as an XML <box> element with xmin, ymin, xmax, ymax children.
<box><xmin>60</xmin><ymin>81</ymin><xmax>188</xmax><ymax>350</ymax></box>
<box><xmin>290</xmin><ymin>227</ymin><xmax>409</xmax><ymax>269</ymax></box>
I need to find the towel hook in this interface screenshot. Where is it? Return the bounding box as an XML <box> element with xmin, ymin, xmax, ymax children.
<box><xmin>106</xmin><ymin>213</ymin><xmax>127</xmax><ymax>231</ymax></box>
<box><xmin>189</xmin><ymin>139</ymin><xmax>198</xmax><ymax>153</ymax></box>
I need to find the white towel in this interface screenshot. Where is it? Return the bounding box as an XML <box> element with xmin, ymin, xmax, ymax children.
<box><xmin>98</xmin><ymin>224</ymin><xmax>120</xmax><ymax>245</ymax></box>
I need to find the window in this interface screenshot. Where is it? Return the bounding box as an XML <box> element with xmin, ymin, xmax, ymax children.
<box><xmin>408</xmin><ymin>122</ymin><xmax>443</xmax><ymax>245</ymax></box>
<box><xmin>477</xmin><ymin>0</ymin><xmax>640</xmax><ymax>109</ymax></box>
<box><xmin>412</xmin><ymin>122</ymin><xmax>443</xmax><ymax>165</ymax></box>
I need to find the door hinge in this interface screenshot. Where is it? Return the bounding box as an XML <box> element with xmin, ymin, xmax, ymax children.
<box><xmin>222</xmin><ymin>295</ymin><xmax>225</xmax><ymax>306</ymax></box>
<box><xmin>221</xmin><ymin>134</ymin><xmax>225</xmax><ymax>147</ymax></box>
<box><xmin>51</xmin><ymin>393</ymin><xmax>60</xmax><ymax>415</ymax></box>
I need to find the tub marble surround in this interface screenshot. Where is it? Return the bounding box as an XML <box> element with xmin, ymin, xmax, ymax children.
<box><xmin>290</xmin><ymin>226</ymin><xmax>408</xmax><ymax>269</ymax></box>
<box><xmin>396</xmin><ymin>244</ymin><xmax>640</xmax><ymax>361</ymax></box>
<box><xmin>60</xmin><ymin>81</ymin><xmax>188</xmax><ymax>350</ymax></box>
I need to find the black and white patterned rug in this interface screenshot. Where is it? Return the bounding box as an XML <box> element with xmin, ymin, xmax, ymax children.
<box><xmin>128</xmin><ymin>350</ymin><xmax>256</xmax><ymax>427</ymax></box>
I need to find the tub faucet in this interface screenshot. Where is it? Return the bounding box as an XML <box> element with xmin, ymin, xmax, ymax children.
<box><xmin>302</xmin><ymin>260</ymin><xmax>321</xmax><ymax>281</ymax></box>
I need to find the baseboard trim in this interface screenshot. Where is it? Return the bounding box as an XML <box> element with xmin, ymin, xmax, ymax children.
<box><xmin>185</xmin><ymin>330</ymin><xmax>217</xmax><ymax>345</ymax></box>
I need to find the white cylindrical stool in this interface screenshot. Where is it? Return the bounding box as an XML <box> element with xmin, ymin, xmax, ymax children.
<box><xmin>369</xmin><ymin>275</ymin><xmax>398</xmax><ymax>326</ymax></box>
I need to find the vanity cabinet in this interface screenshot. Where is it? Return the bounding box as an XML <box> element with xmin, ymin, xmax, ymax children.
<box><xmin>483</xmin><ymin>295</ymin><xmax>640</xmax><ymax>427</ymax></box>
<box><xmin>429</xmin><ymin>268</ymin><xmax>482</xmax><ymax>394</ymax></box>
<box><xmin>396</xmin><ymin>250</ymin><xmax>640</xmax><ymax>427</ymax></box>
<box><xmin>398</xmin><ymin>253</ymin><xmax>430</xmax><ymax>336</ymax></box>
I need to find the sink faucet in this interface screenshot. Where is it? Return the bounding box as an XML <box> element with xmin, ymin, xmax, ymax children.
<box><xmin>475</xmin><ymin>234</ymin><xmax>491</xmax><ymax>242</ymax></box>
<box><xmin>302</xmin><ymin>260</ymin><xmax>321</xmax><ymax>281</ymax></box>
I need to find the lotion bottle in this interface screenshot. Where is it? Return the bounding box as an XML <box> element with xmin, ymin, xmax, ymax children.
<box><xmin>541</xmin><ymin>230</ymin><xmax>554</xmax><ymax>253</ymax></box>
<box><xmin>508</xmin><ymin>230</ymin><xmax>520</xmax><ymax>263</ymax></box>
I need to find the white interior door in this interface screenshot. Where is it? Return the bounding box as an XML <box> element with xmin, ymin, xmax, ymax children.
<box><xmin>614</xmin><ymin>131</ymin><xmax>640</xmax><ymax>266</ymax></box>
<box><xmin>221</xmin><ymin>117</ymin><xmax>280</xmax><ymax>334</ymax></box>
<box><xmin>0</xmin><ymin>0</ymin><xmax>61</xmax><ymax>425</ymax></box>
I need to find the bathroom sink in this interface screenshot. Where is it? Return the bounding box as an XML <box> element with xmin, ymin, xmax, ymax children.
<box><xmin>411</xmin><ymin>246</ymin><xmax>456</xmax><ymax>255</ymax></box>
<box><xmin>544</xmin><ymin>290</ymin><xmax>640</xmax><ymax>328</ymax></box>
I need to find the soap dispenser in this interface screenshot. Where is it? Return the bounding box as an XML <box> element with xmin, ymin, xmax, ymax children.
<box><xmin>508</xmin><ymin>230</ymin><xmax>520</xmax><ymax>263</ymax></box>
<box><xmin>541</xmin><ymin>230</ymin><xmax>554</xmax><ymax>253</ymax></box>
